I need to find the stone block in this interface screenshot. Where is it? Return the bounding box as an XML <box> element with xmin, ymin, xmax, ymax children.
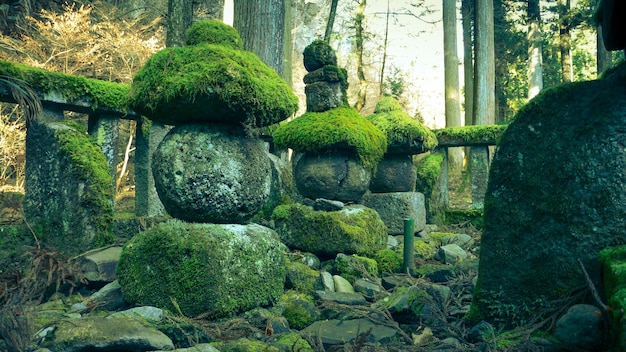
<box><xmin>361</xmin><ymin>192</ymin><xmax>426</xmax><ymax>235</ymax></box>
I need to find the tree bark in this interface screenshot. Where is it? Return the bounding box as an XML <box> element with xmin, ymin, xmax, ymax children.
<box><xmin>166</xmin><ymin>0</ymin><xmax>193</xmax><ymax>47</ymax></box>
<box><xmin>324</xmin><ymin>0</ymin><xmax>339</xmax><ymax>43</ymax></box>
<box><xmin>193</xmin><ymin>0</ymin><xmax>224</xmax><ymax>21</ymax></box>
<box><xmin>558</xmin><ymin>0</ymin><xmax>572</xmax><ymax>82</ymax></box>
<box><xmin>378</xmin><ymin>0</ymin><xmax>390</xmax><ymax>96</ymax></box>
<box><xmin>443</xmin><ymin>0</ymin><xmax>462</xmax><ymax>172</ymax></box>
<box><xmin>354</xmin><ymin>0</ymin><xmax>367</xmax><ymax>112</ymax></box>
<box><xmin>233</xmin><ymin>0</ymin><xmax>287</xmax><ymax>79</ymax></box>
<box><xmin>461</xmin><ymin>0</ymin><xmax>473</xmax><ymax>126</ymax></box>
<box><xmin>473</xmin><ymin>0</ymin><xmax>495</xmax><ymax>125</ymax></box>
<box><xmin>527</xmin><ymin>0</ymin><xmax>543</xmax><ymax>99</ymax></box>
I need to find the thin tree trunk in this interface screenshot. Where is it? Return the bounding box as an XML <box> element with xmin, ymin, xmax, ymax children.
<box><xmin>473</xmin><ymin>0</ymin><xmax>495</xmax><ymax>125</ymax></box>
<box><xmin>527</xmin><ymin>0</ymin><xmax>543</xmax><ymax>99</ymax></box>
<box><xmin>444</xmin><ymin>0</ymin><xmax>462</xmax><ymax>172</ymax></box>
<box><xmin>166</xmin><ymin>0</ymin><xmax>193</xmax><ymax>47</ymax></box>
<box><xmin>461</xmin><ymin>0</ymin><xmax>473</xmax><ymax>126</ymax></box>
<box><xmin>379</xmin><ymin>0</ymin><xmax>390</xmax><ymax>96</ymax></box>
<box><xmin>354</xmin><ymin>0</ymin><xmax>367</xmax><ymax>112</ymax></box>
<box><xmin>324</xmin><ymin>0</ymin><xmax>339</xmax><ymax>43</ymax></box>
<box><xmin>558</xmin><ymin>0</ymin><xmax>573</xmax><ymax>82</ymax></box>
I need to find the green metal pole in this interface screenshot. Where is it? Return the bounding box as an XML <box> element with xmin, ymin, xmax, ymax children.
<box><xmin>402</xmin><ymin>218</ymin><xmax>415</xmax><ymax>275</ymax></box>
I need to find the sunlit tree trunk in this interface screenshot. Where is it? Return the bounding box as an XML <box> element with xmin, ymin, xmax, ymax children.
<box><xmin>193</xmin><ymin>0</ymin><xmax>225</xmax><ymax>21</ymax></box>
<box><xmin>444</xmin><ymin>0</ymin><xmax>462</xmax><ymax>172</ymax></box>
<box><xmin>354</xmin><ymin>0</ymin><xmax>367</xmax><ymax>112</ymax></box>
<box><xmin>597</xmin><ymin>25</ymin><xmax>612</xmax><ymax>76</ymax></box>
<box><xmin>166</xmin><ymin>0</ymin><xmax>193</xmax><ymax>47</ymax></box>
<box><xmin>461</xmin><ymin>0</ymin><xmax>473</xmax><ymax>126</ymax></box>
<box><xmin>378</xmin><ymin>0</ymin><xmax>390</xmax><ymax>96</ymax></box>
<box><xmin>558</xmin><ymin>0</ymin><xmax>573</xmax><ymax>82</ymax></box>
<box><xmin>493</xmin><ymin>0</ymin><xmax>509</xmax><ymax>123</ymax></box>
<box><xmin>324</xmin><ymin>0</ymin><xmax>339</xmax><ymax>43</ymax></box>
<box><xmin>527</xmin><ymin>0</ymin><xmax>543</xmax><ymax>99</ymax></box>
<box><xmin>473</xmin><ymin>0</ymin><xmax>495</xmax><ymax>125</ymax></box>
<box><xmin>233</xmin><ymin>0</ymin><xmax>288</xmax><ymax>80</ymax></box>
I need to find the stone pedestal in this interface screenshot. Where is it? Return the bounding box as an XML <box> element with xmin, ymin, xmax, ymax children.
<box><xmin>361</xmin><ymin>192</ymin><xmax>426</xmax><ymax>235</ymax></box>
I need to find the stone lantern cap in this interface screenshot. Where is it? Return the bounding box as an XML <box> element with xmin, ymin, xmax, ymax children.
<box><xmin>273</xmin><ymin>106</ymin><xmax>387</xmax><ymax>171</ymax></box>
<box><xmin>127</xmin><ymin>20</ymin><xmax>298</xmax><ymax>127</ymax></box>
<box><xmin>367</xmin><ymin>97</ymin><xmax>438</xmax><ymax>155</ymax></box>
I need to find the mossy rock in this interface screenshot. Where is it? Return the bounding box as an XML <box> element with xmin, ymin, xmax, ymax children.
<box><xmin>273</xmin><ymin>106</ymin><xmax>387</xmax><ymax>171</ymax></box>
<box><xmin>474</xmin><ymin>70</ymin><xmax>626</xmax><ymax>328</ymax></box>
<box><xmin>280</xmin><ymin>291</ymin><xmax>319</xmax><ymax>330</ymax></box>
<box><xmin>271</xmin><ymin>203</ymin><xmax>387</xmax><ymax>258</ymax></box>
<box><xmin>374</xmin><ymin>249</ymin><xmax>403</xmax><ymax>273</ymax></box>
<box><xmin>303</xmin><ymin>40</ymin><xmax>337</xmax><ymax>72</ymax></box>
<box><xmin>185</xmin><ymin>19</ymin><xmax>244</xmax><ymax>49</ymax></box>
<box><xmin>127</xmin><ymin>42</ymin><xmax>298</xmax><ymax>126</ymax></box>
<box><xmin>285</xmin><ymin>260</ymin><xmax>320</xmax><ymax>294</ymax></box>
<box><xmin>117</xmin><ymin>220</ymin><xmax>287</xmax><ymax>318</ymax></box>
<box><xmin>335</xmin><ymin>253</ymin><xmax>379</xmax><ymax>281</ymax></box>
<box><xmin>368</xmin><ymin>97</ymin><xmax>437</xmax><ymax>154</ymax></box>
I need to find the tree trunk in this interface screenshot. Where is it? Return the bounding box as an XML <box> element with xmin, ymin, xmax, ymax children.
<box><xmin>527</xmin><ymin>0</ymin><xmax>543</xmax><ymax>99</ymax></box>
<box><xmin>324</xmin><ymin>0</ymin><xmax>339</xmax><ymax>43</ymax></box>
<box><xmin>443</xmin><ymin>0</ymin><xmax>463</xmax><ymax>172</ymax></box>
<box><xmin>597</xmin><ymin>25</ymin><xmax>612</xmax><ymax>76</ymax></box>
<box><xmin>166</xmin><ymin>0</ymin><xmax>193</xmax><ymax>47</ymax></box>
<box><xmin>193</xmin><ymin>0</ymin><xmax>225</xmax><ymax>21</ymax></box>
<box><xmin>558</xmin><ymin>0</ymin><xmax>572</xmax><ymax>82</ymax></box>
<box><xmin>354</xmin><ymin>0</ymin><xmax>367</xmax><ymax>112</ymax></box>
<box><xmin>461</xmin><ymin>0</ymin><xmax>474</xmax><ymax>126</ymax></box>
<box><xmin>473</xmin><ymin>0</ymin><xmax>495</xmax><ymax>125</ymax></box>
<box><xmin>493</xmin><ymin>0</ymin><xmax>509</xmax><ymax>123</ymax></box>
<box><xmin>378</xmin><ymin>0</ymin><xmax>390</xmax><ymax>96</ymax></box>
<box><xmin>233</xmin><ymin>0</ymin><xmax>287</xmax><ymax>79</ymax></box>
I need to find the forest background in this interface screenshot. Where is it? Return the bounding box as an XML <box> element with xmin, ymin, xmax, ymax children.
<box><xmin>0</xmin><ymin>0</ymin><xmax>619</xmax><ymax>197</ymax></box>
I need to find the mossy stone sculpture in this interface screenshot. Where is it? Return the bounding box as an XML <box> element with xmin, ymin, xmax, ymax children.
<box><xmin>127</xmin><ymin>20</ymin><xmax>298</xmax><ymax>126</ymax></box>
<box><xmin>367</xmin><ymin>97</ymin><xmax>437</xmax><ymax>193</ymax></box>
<box><xmin>273</xmin><ymin>106</ymin><xmax>386</xmax><ymax>201</ymax></box>
<box><xmin>303</xmin><ymin>40</ymin><xmax>337</xmax><ymax>72</ymax></box>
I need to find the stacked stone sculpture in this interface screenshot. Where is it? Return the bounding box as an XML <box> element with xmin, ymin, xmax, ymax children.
<box><xmin>362</xmin><ymin>97</ymin><xmax>437</xmax><ymax>234</ymax></box>
<box><xmin>117</xmin><ymin>20</ymin><xmax>298</xmax><ymax>318</ymax></box>
<box><xmin>271</xmin><ymin>40</ymin><xmax>388</xmax><ymax>258</ymax></box>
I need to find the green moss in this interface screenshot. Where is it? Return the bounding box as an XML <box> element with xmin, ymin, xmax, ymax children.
<box><xmin>303</xmin><ymin>40</ymin><xmax>337</xmax><ymax>71</ymax></box>
<box><xmin>185</xmin><ymin>19</ymin><xmax>243</xmax><ymax>49</ymax></box>
<box><xmin>440</xmin><ymin>209</ymin><xmax>484</xmax><ymax>229</ymax></box>
<box><xmin>285</xmin><ymin>261</ymin><xmax>320</xmax><ymax>294</ymax></box>
<box><xmin>273</xmin><ymin>332</ymin><xmax>314</xmax><ymax>352</ymax></box>
<box><xmin>127</xmin><ymin>42</ymin><xmax>298</xmax><ymax>126</ymax></box>
<box><xmin>117</xmin><ymin>220</ymin><xmax>286</xmax><ymax>318</ymax></box>
<box><xmin>272</xmin><ymin>106</ymin><xmax>387</xmax><ymax>171</ymax></box>
<box><xmin>415</xmin><ymin>152</ymin><xmax>445</xmax><ymax>194</ymax></box>
<box><xmin>56</xmin><ymin>122</ymin><xmax>114</xmax><ymax>247</ymax></box>
<box><xmin>280</xmin><ymin>291</ymin><xmax>318</xmax><ymax>330</ymax></box>
<box><xmin>414</xmin><ymin>239</ymin><xmax>435</xmax><ymax>258</ymax></box>
<box><xmin>336</xmin><ymin>253</ymin><xmax>379</xmax><ymax>279</ymax></box>
<box><xmin>0</xmin><ymin>60</ymin><xmax>129</xmax><ymax>110</ymax></box>
<box><xmin>271</xmin><ymin>204</ymin><xmax>387</xmax><ymax>257</ymax></box>
<box><xmin>368</xmin><ymin>97</ymin><xmax>437</xmax><ymax>153</ymax></box>
<box><xmin>434</xmin><ymin>124</ymin><xmax>507</xmax><ymax>146</ymax></box>
<box><xmin>374</xmin><ymin>249</ymin><xmax>402</xmax><ymax>273</ymax></box>
<box><xmin>214</xmin><ymin>338</ymin><xmax>280</xmax><ymax>352</ymax></box>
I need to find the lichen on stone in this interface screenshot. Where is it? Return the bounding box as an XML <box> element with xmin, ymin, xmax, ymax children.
<box><xmin>272</xmin><ymin>106</ymin><xmax>387</xmax><ymax>171</ymax></box>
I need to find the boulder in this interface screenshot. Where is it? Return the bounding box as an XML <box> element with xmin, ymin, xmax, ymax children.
<box><xmin>474</xmin><ymin>70</ymin><xmax>626</xmax><ymax>326</ymax></box>
<box><xmin>301</xmin><ymin>318</ymin><xmax>400</xmax><ymax>346</ymax></box>
<box><xmin>272</xmin><ymin>203</ymin><xmax>387</xmax><ymax>257</ymax></box>
<box><xmin>369</xmin><ymin>154</ymin><xmax>416</xmax><ymax>193</ymax></box>
<box><xmin>117</xmin><ymin>220</ymin><xmax>287</xmax><ymax>318</ymax></box>
<box><xmin>553</xmin><ymin>304</ymin><xmax>604</xmax><ymax>351</ymax></box>
<box><xmin>361</xmin><ymin>192</ymin><xmax>426</xmax><ymax>235</ymax></box>
<box><xmin>152</xmin><ymin>123</ymin><xmax>271</xmax><ymax>224</ymax></box>
<box><xmin>75</xmin><ymin>246</ymin><xmax>122</xmax><ymax>284</ymax></box>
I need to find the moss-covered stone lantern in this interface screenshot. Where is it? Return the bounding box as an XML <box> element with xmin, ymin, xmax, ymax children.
<box><xmin>126</xmin><ymin>20</ymin><xmax>299</xmax><ymax>223</ymax></box>
<box><xmin>366</xmin><ymin>97</ymin><xmax>438</xmax><ymax>192</ymax></box>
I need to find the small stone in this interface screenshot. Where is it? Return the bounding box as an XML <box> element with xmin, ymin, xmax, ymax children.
<box><xmin>333</xmin><ymin>275</ymin><xmax>355</xmax><ymax>293</ymax></box>
<box><xmin>434</xmin><ymin>244</ymin><xmax>468</xmax><ymax>264</ymax></box>
<box><xmin>86</xmin><ymin>279</ymin><xmax>126</xmax><ymax>311</ymax></box>
<box><xmin>316</xmin><ymin>271</ymin><xmax>335</xmax><ymax>292</ymax></box>
<box><xmin>314</xmin><ymin>198</ymin><xmax>345</xmax><ymax>211</ymax></box>
<box><xmin>468</xmin><ymin>320</ymin><xmax>494</xmax><ymax>343</ymax></box>
<box><xmin>412</xmin><ymin>327</ymin><xmax>438</xmax><ymax>346</ymax></box>
<box><xmin>554</xmin><ymin>304</ymin><xmax>604</xmax><ymax>351</ymax></box>
<box><xmin>315</xmin><ymin>290</ymin><xmax>366</xmax><ymax>305</ymax></box>
<box><xmin>354</xmin><ymin>279</ymin><xmax>383</xmax><ymax>298</ymax></box>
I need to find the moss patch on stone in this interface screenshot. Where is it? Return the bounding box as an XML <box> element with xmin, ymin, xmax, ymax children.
<box><xmin>56</xmin><ymin>121</ymin><xmax>115</xmax><ymax>247</ymax></box>
<box><xmin>127</xmin><ymin>42</ymin><xmax>298</xmax><ymax>126</ymax></box>
<box><xmin>185</xmin><ymin>19</ymin><xmax>243</xmax><ymax>49</ymax></box>
<box><xmin>415</xmin><ymin>153</ymin><xmax>445</xmax><ymax>194</ymax></box>
<box><xmin>271</xmin><ymin>203</ymin><xmax>387</xmax><ymax>258</ymax></box>
<box><xmin>374</xmin><ymin>249</ymin><xmax>403</xmax><ymax>273</ymax></box>
<box><xmin>116</xmin><ymin>220</ymin><xmax>287</xmax><ymax>318</ymax></box>
<box><xmin>434</xmin><ymin>124</ymin><xmax>507</xmax><ymax>147</ymax></box>
<box><xmin>368</xmin><ymin>97</ymin><xmax>437</xmax><ymax>153</ymax></box>
<box><xmin>272</xmin><ymin>106</ymin><xmax>387</xmax><ymax>171</ymax></box>
<box><xmin>0</xmin><ymin>60</ymin><xmax>129</xmax><ymax>110</ymax></box>
<box><xmin>303</xmin><ymin>40</ymin><xmax>337</xmax><ymax>72</ymax></box>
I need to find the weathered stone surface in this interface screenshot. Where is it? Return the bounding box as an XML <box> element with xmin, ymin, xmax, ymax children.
<box><xmin>117</xmin><ymin>220</ymin><xmax>286</xmax><ymax>318</ymax></box>
<box><xmin>434</xmin><ymin>244</ymin><xmax>468</xmax><ymax>265</ymax></box>
<box><xmin>24</xmin><ymin>121</ymin><xmax>114</xmax><ymax>256</ymax></box>
<box><xmin>370</xmin><ymin>154</ymin><xmax>416</xmax><ymax>193</ymax></box>
<box><xmin>272</xmin><ymin>204</ymin><xmax>387</xmax><ymax>257</ymax></box>
<box><xmin>152</xmin><ymin>123</ymin><xmax>271</xmax><ymax>224</ymax></box>
<box><xmin>40</xmin><ymin>317</ymin><xmax>174</xmax><ymax>351</ymax></box>
<box><xmin>475</xmin><ymin>73</ymin><xmax>626</xmax><ymax>326</ymax></box>
<box><xmin>302</xmin><ymin>318</ymin><xmax>399</xmax><ymax>345</ymax></box>
<box><xmin>75</xmin><ymin>246</ymin><xmax>122</xmax><ymax>283</ymax></box>
<box><xmin>315</xmin><ymin>290</ymin><xmax>366</xmax><ymax>305</ymax></box>
<box><xmin>361</xmin><ymin>192</ymin><xmax>426</xmax><ymax>235</ymax></box>
<box><xmin>294</xmin><ymin>153</ymin><xmax>371</xmax><ymax>202</ymax></box>
<box><xmin>553</xmin><ymin>304</ymin><xmax>604</xmax><ymax>351</ymax></box>
<box><xmin>305</xmin><ymin>81</ymin><xmax>345</xmax><ymax>112</ymax></box>
<box><xmin>86</xmin><ymin>280</ymin><xmax>126</xmax><ymax>311</ymax></box>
